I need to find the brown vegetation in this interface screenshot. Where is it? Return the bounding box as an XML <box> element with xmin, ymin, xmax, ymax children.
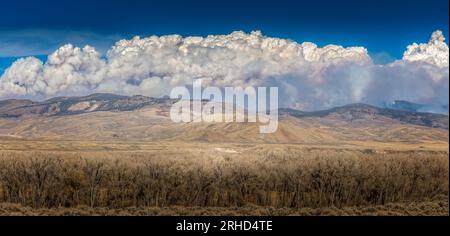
<box><xmin>0</xmin><ymin>149</ymin><xmax>448</xmax><ymax>214</ymax></box>
<box><xmin>1</xmin><ymin>196</ymin><xmax>447</xmax><ymax>216</ymax></box>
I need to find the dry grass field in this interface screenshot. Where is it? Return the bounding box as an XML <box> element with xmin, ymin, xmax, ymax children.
<box><xmin>0</xmin><ymin>139</ymin><xmax>448</xmax><ymax>216</ymax></box>
<box><xmin>1</xmin><ymin>196</ymin><xmax>447</xmax><ymax>216</ymax></box>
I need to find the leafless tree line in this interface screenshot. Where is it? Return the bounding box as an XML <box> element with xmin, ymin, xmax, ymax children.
<box><xmin>0</xmin><ymin>151</ymin><xmax>447</xmax><ymax>209</ymax></box>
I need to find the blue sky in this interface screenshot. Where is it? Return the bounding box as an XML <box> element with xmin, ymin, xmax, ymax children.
<box><xmin>0</xmin><ymin>0</ymin><xmax>448</xmax><ymax>73</ymax></box>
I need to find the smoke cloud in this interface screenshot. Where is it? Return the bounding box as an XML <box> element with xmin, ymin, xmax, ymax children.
<box><xmin>0</xmin><ymin>30</ymin><xmax>448</xmax><ymax>111</ymax></box>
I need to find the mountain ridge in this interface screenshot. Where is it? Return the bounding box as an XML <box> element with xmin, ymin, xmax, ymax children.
<box><xmin>0</xmin><ymin>94</ymin><xmax>448</xmax><ymax>145</ymax></box>
<box><xmin>281</xmin><ymin>103</ymin><xmax>449</xmax><ymax>129</ymax></box>
<box><xmin>0</xmin><ymin>93</ymin><xmax>176</xmax><ymax>118</ymax></box>
<box><xmin>0</xmin><ymin>94</ymin><xmax>448</xmax><ymax>130</ymax></box>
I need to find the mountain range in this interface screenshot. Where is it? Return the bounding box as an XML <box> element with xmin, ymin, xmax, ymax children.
<box><xmin>0</xmin><ymin>93</ymin><xmax>448</xmax><ymax>146</ymax></box>
<box><xmin>383</xmin><ymin>100</ymin><xmax>448</xmax><ymax>115</ymax></box>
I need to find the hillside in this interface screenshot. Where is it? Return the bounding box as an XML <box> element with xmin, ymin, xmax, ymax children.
<box><xmin>0</xmin><ymin>94</ymin><xmax>448</xmax><ymax>148</ymax></box>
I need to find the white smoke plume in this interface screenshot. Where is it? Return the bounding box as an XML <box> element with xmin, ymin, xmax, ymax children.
<box><xmin>403</xmin><ymin>30</ymin><xmax>449</xmax><ymax>68</ymax></box>
<box><xmin>0</xmin><ymin>30</ymin><xmax>448</xmax><ymax>111</ymax></box>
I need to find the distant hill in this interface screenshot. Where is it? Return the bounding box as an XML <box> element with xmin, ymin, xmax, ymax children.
<box><xmin>280</xmin><ymin>103</ymin><xmax>449</xmax><ymax>129</ymax></box>
<box><xmin>383</xmin><ymin>100</ymin><xmax>448</xmax><ymax>114</ymax></box>
<box><xmin>384</xmin><ymin>100</ymin><xmax>425</xmax><ymax>112</ymax></box>
<box><xmin>0</xmin><ymin>94</ymin><xmax>448</xmax><ymax>145</ymax></box>
<box><xmin>0</xmin><ymin>93</ymin><xmax>175</xmax><ymax>118</ymax></box>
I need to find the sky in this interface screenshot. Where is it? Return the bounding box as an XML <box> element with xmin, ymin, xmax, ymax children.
<box><xmin>0</xmin><ymin>0</ymin><xmax>448</xmax><ymax>111</ymax></box>
<box><xmin>0</xmin><ymin>0</ymin><xmax>448</xmax><ymax>60</ymax></box>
